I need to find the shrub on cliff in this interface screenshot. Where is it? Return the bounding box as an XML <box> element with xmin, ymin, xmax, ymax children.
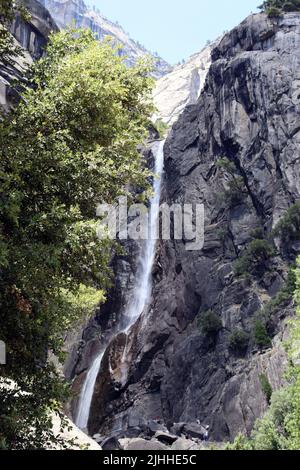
<box><xmin>154</xmin><ymin>119</ymin><xmax>169</xmax><ymax>138</ymax></box>
<box><xmin>229</xmin><ymin>329</ymin><xmax>250</xmax><ymax>353</ymax></box>
<box><xmin>199</xmin><ymin>310</ymin><xmax>223</xmax><ymax>335</ymax></box>
<box><xmin>0</xmin><ymin>1</ymin><xmax>31</xmax><ymax>66</ymax></box>
<box><xmin>0</xmin><ymin>27</ymin><xmax>154</xmax><ymax>449</ymax></box>
<box><xmin>256</xmin><ymin>267</ymin><xmax>296</xmax><ymax>323</ymax></box>
<box><xmin>217</xmin><ymin>158</ymin><xmax>248</xmax><ymax>207</ymax></box>
<box><xmin>254</xmin><ymin>320</ymin><xmax>272</xmax><ymax>349</ymax></box>
<box><xmin>259</xmin><ymin>0</ymin><xmax>300</xmax><ymax>16</ymax></box>
<box><xmin>273</xmin><ymin>201</ymin><xmax>300</xmax><ymax>242</ymax></box>
<box><xmin>235</xmin><ymin>239</ymin><xmax>275</xmax><ymax>277</ymax></box>
<box><xmin>259</xmin><ymin>373</ymin><xmax>273</xmax><ymax>404</ymax></box>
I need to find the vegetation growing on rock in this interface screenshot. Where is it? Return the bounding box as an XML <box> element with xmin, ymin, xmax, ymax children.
<box><xmin>255</xmin><ymin>268</ymin><xmax>296</xmax><ymax>324</ymax></box>
<box><xmin>199</xmin><ymin>310</ymin><xmax>223</xmax><ymax>336</ymax></box>
<box><xmin>234</xmin><ymin>239</ymin><xmax>275</xmax><ymax>277</ymax></box>
<box><xmin>154</xmin><ymin>119</ymin><xmax>169</xmax><ymax>138</ymax></box>
<box><xmin>254</xmin><ymin>320</ymin><xmax>272</xmax><ymax>349</ymax></box>
<box><xmin>230</xmin><ymin>257</ymin><xmax>300</xmax><ymax>450</ymax></box>
<box><xmin>229</xmin><ymin>329</ymin><xmax>250</xmax><ymax>353</ymax></box>
<box><xmin>217</xmin><ymin>157</ymin><xmax>248</xmax><ymax>208</ymax></box>
<box><xmin>0</xmin><ymin>0</ymin><xmax>24</xmax><ymax>63</ymax></box>
<box><xmin>259</xmin><ymin>0</ymin><xmax>300</xmax><ymax>17</ymax></box>
<box><xmin>273</xmin><ymin>202</ymin><xmax>300</xmax><ymax>242</ymax></box>
<box><xmin>259</xmin><ymin>373</ymin><xmax>273</xmax><ymax>403</ymax></box>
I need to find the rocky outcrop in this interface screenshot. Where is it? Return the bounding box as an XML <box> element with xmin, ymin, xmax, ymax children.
<box><xmin>153</xmin><ymin>42</ymin><xmax>217</xmax><ymax>125</ymax></box>
<box><xmin>40</xmin><ymin>0</ymin><xmax>171</xmax><ymax>78</ymax></box>
<box><xmin>78</xmin><ymin>12</ymin><xmax>300</xmax><ymax>443</ymax></box>
<box><xmin>13</xmin><ymin>0</ymin><xmax>58</xmax><ymax>57</ymax></box>
<box><xmin>52</xmin><ymin>415</ymin><xmax>102</xmax><ymax>450</ymax></box>
<box><xmin>0</xmin><ymin>0</ymin><xmax>58</xmax><ymax>111</ymax></box>
<box><xmin>92</xmin><ymin>420</ymin><xmax>213</xmax><ymax>450</ymax></box>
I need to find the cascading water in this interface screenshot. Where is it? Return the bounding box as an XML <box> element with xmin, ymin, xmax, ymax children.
<box><xmin>123</xmin><ymin>139</ymin><xmax>165</xmax><ymax>331</ymax></box>
<box><xmin>75</xmin><ymin>139</ymin><xmax>165</xmax><ymax>431</ymax></box>
<box><xmin>75</xmin><ymin>352</ymin><xmax>104</xmax><ymax>429</ymax></box>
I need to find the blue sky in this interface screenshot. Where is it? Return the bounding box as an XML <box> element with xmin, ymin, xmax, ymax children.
<box><xmin>90</xmin><ymin>0</ymin><xmax>260</xmax><ymax>65</ymax></box>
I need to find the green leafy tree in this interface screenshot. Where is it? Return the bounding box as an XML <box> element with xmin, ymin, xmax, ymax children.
<box><xmin>0</xmin><ymin>27</ymin><xmax>154</xmax><ymax>449</ymax></box>
<box><xmin>0</xmin><ymin>0</ymin><xmax>17</xmax><ymax>60</ymax></box>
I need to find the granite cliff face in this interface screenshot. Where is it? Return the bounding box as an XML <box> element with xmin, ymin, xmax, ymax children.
<box><xmin>40</xmin><ymin>0</ymin><xmax>171</xmax><ymax>78</ymax></box>
<box><xmin>70</xmin><ymin>12</ymin><xmax>300</xmax><ymax>443</ymax></box>
<box><xmin>158</xmin><ymin>12</ymin><xmax>300</xmax><ymax>439</ymax></box>
<box><xmin>0</xmin><ymin>0</ymin><xmax>58</xmax><ymax>111</ymax></box>
<box><xmin>153</xmin><ymin>43</ymin><xmax>216</xmax><ymax>125</ymax></box>
<box><xmin>13</xmin><ymin>0</ymin><xmax>58</xmax><ymax>56</ymax></box>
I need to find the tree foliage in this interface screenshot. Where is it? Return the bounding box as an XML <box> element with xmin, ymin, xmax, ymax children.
<box><xmin>273</xmin><ymin>201</ymin><xmax>300</xmax><ymax>242</ymax></box>
<box><xmin>259</xmin><ymin>373</ymin><xmax>273</xmax><ymax>404</ymax></box>
<box><xmin>259</xmin><ymin>0</ymin><xmax>300</xmax><ymax>16</ymax></box>
<box><xmin>0</xmin><ymin>27</ymin><xmax>154</xmax><ymax>448</ymax></box>
<box><xmin>217</xmin><ymin>157</ymin><xmax>248</xmax><ymax>207</ymax></box>
<box><xmin>199</xmin><ymin>310</ymin><xmax>223</xmax><ymax>335</ymax></box>
<box><xmin>229</xmin><ymin>329</ymin><xmax>250</xmax><ymax>353</ymax></box>
<box><xmin>154</xmin><ymin>119</ymin><xmax>169</xmax><ymax>138</ymax></box>
<box><xmin>254</xmin><ymin>320</ymin><xmax>272</xmax><ymax>349</ymax></box>
<box><xmin>234</xmin><ymin>239</ymin><xmax>275</xmax><ymax>277</ymax></box>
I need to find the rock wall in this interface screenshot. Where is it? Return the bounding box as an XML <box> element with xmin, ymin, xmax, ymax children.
<box><xmin>75</xmin><ymin>12</ymin><xmax>300</xmax><ymax>442</ymax></box>
<box><xmin>13</xmin><ymin>0</ymin><xmax>58</xmax><ymax>58</ymax></box>
<box><xmin>0</xmin><ymin>0</ymin><xmax>58</xmax><ymax>111</ymax></box>
<box><xmin>153</xmin><ymin>42</ymin><xmax>217</xmax><ymax>125</ymax></box>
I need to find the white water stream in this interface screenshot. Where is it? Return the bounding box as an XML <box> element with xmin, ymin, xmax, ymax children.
<box><xmin>75</xmin><ymin>140</ymin><xmax>165</xmax><ymax>430</ymax></box>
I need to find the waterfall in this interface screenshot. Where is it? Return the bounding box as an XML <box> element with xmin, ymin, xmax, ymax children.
<box><xmin>75</xmin><ymin>139</ymin><xmax>165</xmax><ymax>431</ymax></box>
<box><xmin>123</xmin><ymin>138</ymin><xmax>165</xmax><ymax>330</ymax></box>
<box><xmin>75</xmin><ymin>352</ymin><xmax>104</xmax><ymax>429</ymax></box>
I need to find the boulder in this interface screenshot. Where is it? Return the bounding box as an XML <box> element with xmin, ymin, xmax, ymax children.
<box><xmin>145</xmin><ymin>419</ymin><xmax>168</xmax><ymax>437</ymax></box>
<box><xmin>154</xmin><ymin>431</ymin><xmax>178</xmax><ymax>445</ymax></box>
<box><xmin>120</xmin><ymin>438</ymin><xmax>168</xmax><ymax>451</ymax></box>
<box><xmin>101</xmin><ymin>436</ymin><xmax>122</xmax><ymax>451</ymax></box>
<box><xmin>182</xmin><ymin>423</ymin><xmax>206</xmax><ymax>440</ymax></box>
<box><xmin>170</xmin><ymin>422</ymin><xmax>186</xmax><ymax>436</ymax></box>
<box><xmin>171</xmin><ymin>438</ymin><xmax>202</xmax><ymax>451</ymax></box>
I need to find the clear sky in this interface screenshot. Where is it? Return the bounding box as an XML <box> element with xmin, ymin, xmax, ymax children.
<box><xmin>89</xmin><ymin>0</ymin><xmax>260</xmax><ymax>65</ymax></box>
